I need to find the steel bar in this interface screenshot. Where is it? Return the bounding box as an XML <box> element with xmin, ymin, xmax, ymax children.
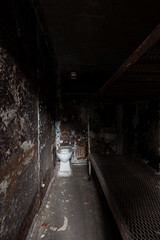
<box><xmin>93</xmin><ymin>24</ymin><xmax>160</xmax><ymax>99</ymax></box>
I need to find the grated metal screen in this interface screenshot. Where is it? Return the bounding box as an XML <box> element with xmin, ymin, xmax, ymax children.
<box><xmin>128</xmin><ymin>41</ymin><xmax>160</xmax><ymax>73</ymax></box>
<box><xmin>142</xmin><ymin>40</ymin><xmax>160</xmax><ymax>60</ymax></box>
<box><xmin>128</xmin><ymin>62</ymin><xmax>160</xmax><ymax>73</ymax></box>
<box><xmin>90</xmin><ymin>154</ymin><xmax>160</xmax><ymax>240</ymax></box>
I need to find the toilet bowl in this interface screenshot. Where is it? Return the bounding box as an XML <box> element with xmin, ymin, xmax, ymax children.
<box><xmin>56</xmin><ymin>146</ymin><xmax>73</xmax><ymax>177</ymax></box>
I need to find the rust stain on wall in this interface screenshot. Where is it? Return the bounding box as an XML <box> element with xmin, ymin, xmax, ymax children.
<box><xmin>0</xmin><ymin>1</ymin><xmax>56</xmax><ymax>240</ymax></box>
<box><xmin>0</xmin><ymin>44</ymin><xmax>38</xmax><ymax>239</ymax></box>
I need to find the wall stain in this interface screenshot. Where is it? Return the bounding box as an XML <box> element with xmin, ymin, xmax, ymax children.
<box><xmin>0</xmin><ymin>1</ymin><xmax>56</xmax><ymax>240</ymax></box>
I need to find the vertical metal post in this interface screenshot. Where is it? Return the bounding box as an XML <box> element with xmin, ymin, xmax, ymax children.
<box><xmin>116</xmin><ymin>104</ymin><xmax>124</xmax><ymax>155</ymax></box>
<box><xmin>88</xmin><ymin>111</ymin><xmax>91</xmax><ymax>179</ymax></box>
<box><xmin>37</xmin><ymin>97</ymin><xmax>41</xmax><ymax>205</ymax></box>
<box><xmin>35</xmin><ymin>5</ymin><xmax>41</xmax><ymax>205</ymax></box>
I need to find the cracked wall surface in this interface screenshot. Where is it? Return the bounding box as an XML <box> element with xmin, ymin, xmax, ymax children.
<box><xmin>0</xmin><ymin>1</ymin><xmax>56</xmax><ymax>240</ymax></box>
<box><xmin>0</xmin><ymin>45</ymin><xmax>39</xmax><ymax>240</ymax></box>
<box><xmin>59</xmin><ymin>96</ymin><xmax>88</xmax><ymax>162</ymax></box>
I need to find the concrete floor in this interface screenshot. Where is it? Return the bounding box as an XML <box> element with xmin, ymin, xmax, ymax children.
<box><xmin>28</xmin><ymin>164</ymin><xmax>122</xmax><ymax>240</ymax></box>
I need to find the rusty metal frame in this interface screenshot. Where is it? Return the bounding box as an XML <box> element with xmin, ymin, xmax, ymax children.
<box><xmin>90</xmin><ymin>154</ymin><xmax>160</xmax><ymax>240</ymax></box>
<box><xmin>94</xmin><ymin>24</ymin><xmax>160</xmax><ymax>99</ymax></box>
<box><xmin>90</xmin><ymin>154</ymin><xmax>129</xmax><ymax>240</ymax></box>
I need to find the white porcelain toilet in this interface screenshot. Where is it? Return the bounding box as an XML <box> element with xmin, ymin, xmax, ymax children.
<box><xmin>56</xmin><ymin>146</ymin><xmax>73</xmax><ymax>177</ymax></box>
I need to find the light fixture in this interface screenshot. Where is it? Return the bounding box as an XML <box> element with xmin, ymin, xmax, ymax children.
<box><xmin>71</xmin><ymin>72</ymin><xmax>77</xmax><ymax>80</ymax></box>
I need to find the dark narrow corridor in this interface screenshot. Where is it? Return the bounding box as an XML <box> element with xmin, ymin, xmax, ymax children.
<box><xmin>0</xmin><ymin>1</ymin><xmax>160</xmax><ymax>240</ymax></box>
<box><xmin>27</xmin><ymin>165</ymin><xmax>122</xmax><ymax>240</ymax></box>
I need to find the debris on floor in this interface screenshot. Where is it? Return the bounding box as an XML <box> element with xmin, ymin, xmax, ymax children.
<box><xmin>27</xmin><ymin>165</ymin><xmax>122</xmax><ymax>240</ymax></box>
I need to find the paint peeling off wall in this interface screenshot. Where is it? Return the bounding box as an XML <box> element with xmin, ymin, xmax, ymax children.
<box><xmin>0</xmin><ymin>48</ymin><xmax>37</xmax><ymax>239</ymax></box>
<box><xmin>0</xmin><ymin>44</ymin><xmax>39</xmax><ymax>240</ymax></box>
<box><xmin>0</xmin><ymin>176</ymin><xmax>11</xmax><ymax>194</ymax></box>
<box><xmin>59</xmin><ymin>97</ymin><xmax>88</xmax><ymax>161</ymax></box>
<box><xmin>23</xmin><ymin>148</ymin><xmax>35</xmax><ymax>166</ymax></box>
<box><xmin>0</xmin><ymin>109</ymin><xmax>17</xmax><ymax>128</ymax></box>
<box><xmin>39</xmin><ymin>102</ymin><xmax>55</xmax><ymax>200</ymax></box>
<box><xmin>20</xmin><ymin>141</ymin><xmax>35</xmax><ymax>153</ymax></box>
<box><xmin>0</xmin><ymin>1</ymin><xmax>57</xmax><ymax>240</ymax></box>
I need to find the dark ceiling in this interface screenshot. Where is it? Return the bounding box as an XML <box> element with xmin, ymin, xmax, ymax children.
<box><xmin>42</xmin><ymin>0</ymin><xmax>160</xmax><ymax>96</ymax></box>
<box><xmin>42</xmin><ymin>0</ymin><xmax>160</xmax><ymax>70</ymax></box>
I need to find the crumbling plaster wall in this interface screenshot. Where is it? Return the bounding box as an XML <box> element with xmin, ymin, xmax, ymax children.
<box><xmin>58</xmin><ymin>96</ymin><xmax>88</xmax><ymax>161</ymax></box>
<box><xmin>39</xmin><ymin>102</ymin><xmax>55</xmax><ymax>200</ymax></box>
<box><xmin>0</xmin><ymin>1</ymin><xmax>56</xmax><ymax>240</ymax></box>
<box><xmin>0</xmin><ymin>47</ymin><xmax>39</xmax><ymax>240</ymax></box>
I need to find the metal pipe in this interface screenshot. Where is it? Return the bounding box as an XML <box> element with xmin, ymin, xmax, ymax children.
<box><xmin>37</xmin><ymin>97</ymin><xmax>41</xmax><ymax>205</ymax></box>
<box><xmin>87</xmin><ymin>111</ymin><xmax>91</xmax><ymax>179</ymax></box>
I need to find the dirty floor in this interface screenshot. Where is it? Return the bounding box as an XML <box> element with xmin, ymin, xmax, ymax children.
<box><xmin>29</xmin><ymin>164</ymin><xmax>122</xmax><ymax>240</ymax></box>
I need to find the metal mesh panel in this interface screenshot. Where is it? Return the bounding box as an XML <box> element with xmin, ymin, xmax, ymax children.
<box><xmin>91</xmin><ymin>155</ymin><xmax>160</xmax><ymax>240</ymax></box>
<box><xmin>128</xmin><ymin>62</ymin><xmax>160</xmax><ymax>73</ymax></box>
<box><xmin>128</xmin><ymin>41</ymin><xmax>160</xmax><ymax>73</ymax></box>
<box><xmin>142</xmin><ymin>41</ymin><xmax>160</xmax><ymax>60</ymax></box>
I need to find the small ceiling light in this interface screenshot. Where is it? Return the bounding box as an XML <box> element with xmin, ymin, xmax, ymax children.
<box><xmin>71</xmin><ymin>72</ymin><xmax>77</xmax><ymax>80</ymax></box>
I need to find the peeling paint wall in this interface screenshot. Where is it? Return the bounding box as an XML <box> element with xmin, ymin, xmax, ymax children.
<box><xmin>59</xmin><ymin>96</ymin><xmax>88</xmax><ymax>162</ymax></box>
<box><xmin>0</xmin><ymin>46</ymin><xmax>39</xmax><ymax>240</ymax></box>
<box><xmin>0</xmin><ymin>1</ymin><xmax>56</xmax><ymax>240</ymax></box>
<box><xmin>39</xmin><ymin>102</ymin><xmax>55</xmax><ymax>200</ymax></box>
